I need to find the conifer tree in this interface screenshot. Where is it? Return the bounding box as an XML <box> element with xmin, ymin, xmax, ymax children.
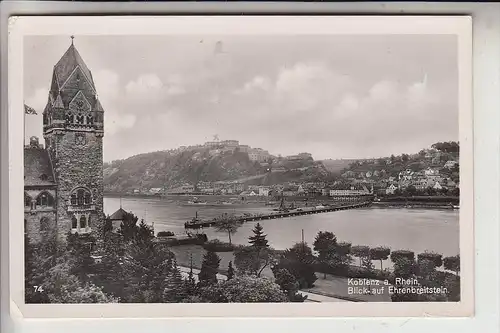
<box><xmin>183</xmin><ymin>255</ymin><xmax>197</xmax><ymax>295</ymax></box>
<box><xmin>163</xmin><ymin>259</ymin><xmax>185</xmax><ymax>302</ymax></box>
<box><xmin>248</xmin><ymin>223</ymin><xmax>269</xmax><ymax>248</ymax></box>
<box><xmin>227</xmin><ymin>261</ymin><xmax>235</xmax><ymax>280</ymax></box>
<box><xmin>198</xmin><ymin>250</ymin><xmax>220</xmax><ymax>285</ymax></box>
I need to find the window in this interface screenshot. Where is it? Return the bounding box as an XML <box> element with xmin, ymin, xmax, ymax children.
<box><xmin>87</xmin><ymin>216</ymin><xmax>91</xmax><ymax>228</ymax></box>
<box><xmin>84</xmin><ymin>192</ymin><xmax>91</xmax><ymax>205</ymax></box>
<box><xmin>71</xmin><ymin>216</ymin><xmax>77</xmax><ymax>229</ymax></box>
<box><xmin>40</xmin><ymin>174</ymin><xmax>48</xmax><ymax>181</ymax></box>
<box><xmin>43</xmin><ymin>113</ymin><xmax>48</xmax><ymax>125</ymax></box>
<box><xmin>71</xmin><ymin>193</ymin><xmax>77</xmax><ymax>205</ymax></box>
<box><xmin>36</xmin><ymin>192</ymin><xmax>54</xmax><ymax>207</ymax></box>
<box><xmin>76</xmin><ymin>114</ymin><xmax>85</xmax><ymax>125</ymax></box>
<box><xmin>40</xmin><ymin>217</ymin><xmax>50</xmax><ymax>231</ymax></box>
<box><xmin>80</xmin><ymin>216</ymin><xmax>86</xmax><ymax>228</ymax></box>
<box><xmin>86</xmin><ymin>115</ymin><xmax>93</xmax><ymax>125</ymax></box>
<box><xmin>71</xmin><ymin>188</ymin><xmax>92</xmax><ymax>206</ymax></box>
<box><xmin>66</xmin><ymin>113</ymin><xmax>74</xmax><ymax>124</ymax></box>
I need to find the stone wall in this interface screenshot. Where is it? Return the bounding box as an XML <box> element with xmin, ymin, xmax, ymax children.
<box><xmin>49</xmin><ymin>130</ymin><xmax>103</xmax><ymax>241</ymax></box>
<box><xmin>24</xmin><ymin>209</ymin><xmax>57</xmax><ymax>243</ymax></box>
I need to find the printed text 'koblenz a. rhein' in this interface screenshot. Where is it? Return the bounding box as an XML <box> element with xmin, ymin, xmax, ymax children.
<box><xmin>347</xmin><ymin>278</ymin><xmax>449</xmax><ymax>296</ymax></box>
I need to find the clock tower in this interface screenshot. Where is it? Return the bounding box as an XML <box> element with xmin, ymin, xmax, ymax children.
<box><xmin>42</xmin><ymin>38</ymin><xmax>105</xmax><ymax>241</ymax></box>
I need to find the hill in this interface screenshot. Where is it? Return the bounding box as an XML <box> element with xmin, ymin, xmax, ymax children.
<box><xmin>321</xmin><ymin>159</ymin><xmax>358</xmax><ymax>174</ymax></box>
<box><xmin>103</xmin><ymin>147</ymin><xmax>331</xmax><ymax>193</ymax></box>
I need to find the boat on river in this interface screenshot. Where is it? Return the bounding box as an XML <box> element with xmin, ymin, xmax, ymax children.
<box><xmin>183</xmin><ymin>197</ymin><xmax>208</xmax><ymax>205</ymax></box>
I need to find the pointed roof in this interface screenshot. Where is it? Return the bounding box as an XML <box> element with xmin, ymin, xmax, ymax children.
<box><xmin>109</xmin><ymin>207</ymin><xmax>128</xmax><ymax>221</ymax></box>
<box><xmin>24</xmin><ymin>147</ymin><xmax>56</xmax><ymax>187</ymax></box>
<box><xmin>53</xmin><ymin>41</ymin><xmax>95</xmax><ymax>91</ymax></box>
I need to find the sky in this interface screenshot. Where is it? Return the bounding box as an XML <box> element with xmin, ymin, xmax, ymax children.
<box><xmin>24</xmin><ymin>35</ymin><xmax>458</xmax><ymax>162</ymax></box>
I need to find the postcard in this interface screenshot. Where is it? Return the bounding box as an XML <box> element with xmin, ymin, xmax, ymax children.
<box><xmin>8</xmin><ymin>15</ymin><xmax>473</xmax><ymax>318</ymax></box>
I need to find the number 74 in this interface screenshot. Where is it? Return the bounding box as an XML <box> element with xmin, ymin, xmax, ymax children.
<box><xmin>33</xmin><ymin>285</ymin><xmax>44</xmax><ymax>292</ymax></box>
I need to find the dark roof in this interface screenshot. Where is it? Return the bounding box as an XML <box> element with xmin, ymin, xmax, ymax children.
<box><xmin>54</xmin><ymin>43</ymin><xmax>95</xmax><ymax>91</ymax></box>
<box><xmin>24</xmin><ymin>148</ymin><xmax>56</xmax><ymax>187</ymax></box>
<box><xmin>109</xmin><ymin>208</ymin><xmax>128</xmax><ymax>221</ymax></box>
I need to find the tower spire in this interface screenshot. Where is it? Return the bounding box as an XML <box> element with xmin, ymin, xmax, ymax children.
<box><xmin>70</xmin><ymin>35</ymin><xmax>74</xmax><ymax>45</ymax></box>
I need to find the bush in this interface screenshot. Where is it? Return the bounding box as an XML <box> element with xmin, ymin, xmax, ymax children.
<box><xmin>202</xmin><ymin>239</ymin><xmax>235</xmax><ymax>252</ymax></box>
<box><xmin>443</xmin><ymin>255</ymin><xmax>460</xmax><ymax>274</ymax></box>
<box><xmin>417</xmin><ymin>251</ymin><xmax>443</xmax><ymax>268</ymax></box>
<box><xmin>369</xmin><ymin>247</ymin><xmax>391</xmax><ymax>270</ymax></box>
<box><xmin>157</xmin><ymin>231</ymin><xmax>174</xmax><ymax>237</ymax></box>
<box><xmin>390</xmin><ymin>250</ymin><xmax>415</xmax><ymax>263</ymax></box>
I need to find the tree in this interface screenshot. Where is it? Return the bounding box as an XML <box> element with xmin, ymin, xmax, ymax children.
<box><xmin>198</xmin><ymin>250</ymin><xmax>221</xmax><ymax>285</ymax></box>
<box><xmin>227</xmin><ymin>261</ymin><xmax>235</xmax><ymax>280</ymax></box>
<box><xmin>135</xmin><ymin>219</ymin><xmax>154</xmax><ymax>246</ymax></box>
<box><xmin>390</xmin><ymin>250</ymin><xmax>415</xmax><ymax>263</ymax></box>
<box><xmin>369</xmin><ymin>247</ymin><xmax>391</xmax><ymax>270</ymax></box>
<box><xmin>199</xmin><ymin>276</ymin><xmax>288</xmax><ymax>303</ymax></box>
<box><xmin>66</xmin><ymin>233</ymin><xmax>95</xmax><ymax>283</ymax></box>
<box><xmin>273</xmin><ymin>268</ymin><xmax>307</xmax><ymax>302</ymax></box>
<box><xmin>313</xmin><ymin>231</ymin><xmax>337</xmax><ymax>278</ymax></box>
<box><xmin>214</xmin><ymin>213</ymin><xmax>243</xmax><ymax>245</ymax></box>
<box><xmin>163</xmin><ymin>260</ymin><xmax>186</xmax><ymax>302</ymax></box>
<box><xmin>443</xmin><ymin>274</ymin><xmax>460</xmax><ymax>301</ymax></box>
<box><xmin>274</xmin><ymin>242</ymin><xmax>317</xmax><ymax>289</ymax></box>
<box><xmin>41</xmin><ymin>260</ymin><xmax>119</xmax><ymax>303</ymax></box>
<box><xmin>248</xmin><ymin>223</ymin><xmax>269</xmax><ymax>248</ymax></box>
<box><xmin>183</xmin><ymin>255</ymin><xmax>197</xmax><ymax>296</ymax></box>
<box><xmin>25</xmin><ymin>234</ymin><xmax>51</xmax><ymax>303</ymax></box>
<box><xmin>119</xmin><ymin>212</ymin><xmax>140</xmax><ymax>242</ymax></box>
<box><xmin>443</xmin><ymin>255</ymin><xmax>460</xmax><ymax>275</ymax></box>
<box><xmin>121</xmin><ymin>242</ymin><xmax>175</xmax><ymax>303</ymax></box>
<box><xmin>401</xmin><ymin>154</ymin><xmax>409</xmax><ymax>163</ymax></box>
<box><xmin>335</xmin><ymin>241</ymin><xmax>353</xmax><ymax>269</ymax></box>
<box><xmin>393</xmin><ymin>257</ymin><xmax>418</xmax><ymax>279</ymax></box>
<box><xmin>417</xmin><ymin>258</ymin><xmax>438</xmax><ymax>283</ymax></box>
<box><xmin>351</xmin><ymin>245</ymin><xmax>370</xmax><ymax>267</ymax></box>
<box><xmin>417</xmin><ymin>252</ymin><xmax>443</xmax><ymax>268</ymax></box>
<box><xmin>234</xmin><ymin>246</ymin><xmax>275</xmax><ymax>277</ymax></box>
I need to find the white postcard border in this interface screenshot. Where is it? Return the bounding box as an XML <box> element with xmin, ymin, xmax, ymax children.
<box><xmin>8</xmin><ymin>15</ymin><xmax>473</xmax><ymax>318</ymax></box>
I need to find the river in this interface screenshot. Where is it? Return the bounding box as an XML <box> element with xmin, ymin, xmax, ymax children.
<box><xmin>104</xmin><ymin>195</ymin><xmax>459</xmax><ymax>258</ymax></box>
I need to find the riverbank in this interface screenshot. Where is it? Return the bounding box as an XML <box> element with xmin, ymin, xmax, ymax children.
<box><xmin>170</xmin><ymin>244</ymin><xmax>391</xmax><ymax>302</ymax></box>
<box><xmin>372</xmin><ymin>201</ymin><xmax>458</xmax><ymax>210</ymax></box>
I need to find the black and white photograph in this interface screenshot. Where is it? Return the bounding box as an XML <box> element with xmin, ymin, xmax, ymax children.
<box><xmin>10</xmin><ymin>16</ymin><xmax>473</xmax><ymax>317</ymax></box>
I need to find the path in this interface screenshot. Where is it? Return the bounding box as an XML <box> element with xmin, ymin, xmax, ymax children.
<box><xmin>178</xmin><ymin>265</ymin><xmax>350</xmax><ymax>303</ymax></box>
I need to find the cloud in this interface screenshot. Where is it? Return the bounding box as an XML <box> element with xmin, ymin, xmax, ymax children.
<box><xmin>125</xmin><ymin>73</ymin><xmax>185</xmax><ymax>105</ymax></box>
<box><xmin>26</xmin><ymin>87</ymin><xmax>49</xmax><ymax>111</ymax></box>
<box><xmin>93</xmin><ymin>69</ymin><xmax>137</xmax><ymax>136</ymax></box>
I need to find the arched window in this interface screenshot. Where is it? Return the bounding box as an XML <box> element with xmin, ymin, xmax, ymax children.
<box><xmin>40</xmin><ymin>217</ymin><xmax>50</xmax><ymax>231</ymax></box>
<box><xmin>80</xmin><ymin>216</ymin><xmax>86</xmax><ymax>228</ymax></box>
<box><xmin>66</xmin><ymin>113</ymin><xmax>74</xmax><ymax>124</ymax></box>
<box><xmin>71</xmin><ymin>188</ymin><xmax>92</xmax><ymax>206</ymax></box>
<box><xmin>71</xmin><ymin>216</ymin><xmax>77</xmax><ymax>229</ymax></box>
<box><xmin>40</xmin><ymin>174</ymin><xmax>48</xmax><ymax>181</ymax></box>
<box><xmin>24</xmin><ymin>219</ymin><xmax>27</xmax><ymax>234</ymax></box>
<box><xmin>36</xmin><ymin>192</ymin><xmax>54</xmax><ymax>207</ymax></box>
<box><xmin>43</xmin><ymin>113</ymin><xmax>48</xmax><ymax>125</ymax></box>
<box><xmin>86</xmin><ymin>115</ymin><xmax>93</xmax><ymax>125</ymax></box>
<box><xmin>76</xmin><ymin>114</ymin><xmax>85</xmax><ymax>125</ymax></box>
<box><xmin>87</xmin><ymin>215</ymin><xmax>91</xmax><ymax>228</ymax></box>
<box><xmin>24</xmin><ymin>193</ymin><xmax>32</xmax><ymax>207</ymax></box>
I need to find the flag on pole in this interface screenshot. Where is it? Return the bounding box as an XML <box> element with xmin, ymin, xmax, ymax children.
<box><xmin>24</xmin><ymin>103</ymin><xmax>37</xmax><ymax>115</ymax></box>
